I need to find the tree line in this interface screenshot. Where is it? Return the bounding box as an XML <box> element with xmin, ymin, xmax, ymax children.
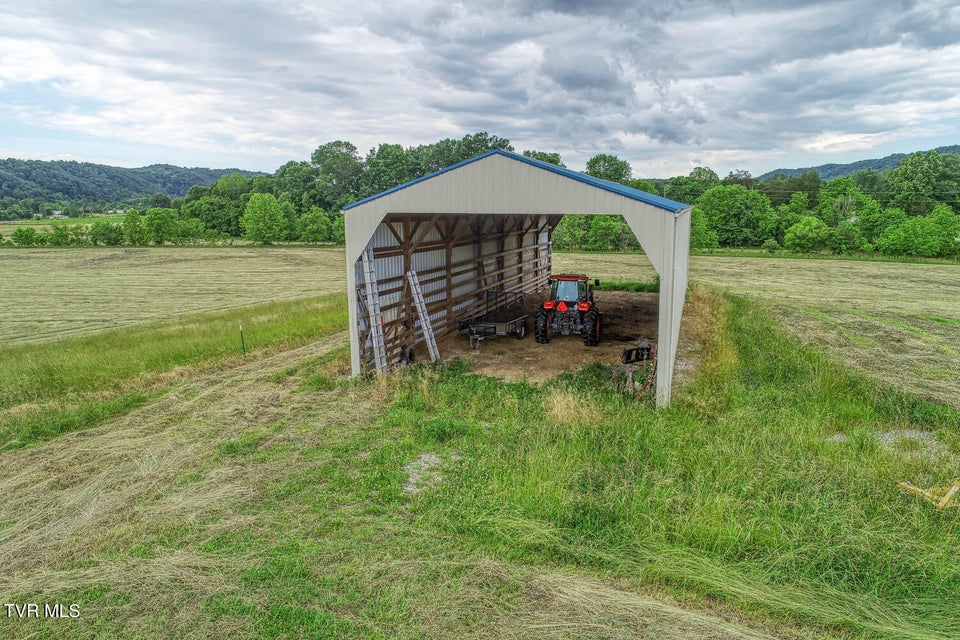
<box><xmin>0</xmin><ymin>159</ymin><xmax>262</xmax><ymax>208</ymax></box>
<box><xmin>690</xmin><ymin>150</ymin><xmax>960</xmax><ymax>258</ymax></box>
<box><xmin>555</xmin><ymin>149</ymin><xmax>960</xmax><ymax>259</ymax></box>
<box><xmin>2</xmin><ymin>133</ymin><xmax>517</xmax><ymax>247</ymax></box>
<box><xmin>2</xmin><ymin>133</ymin><xmax>958</xmax><ymax>259</ymax></box>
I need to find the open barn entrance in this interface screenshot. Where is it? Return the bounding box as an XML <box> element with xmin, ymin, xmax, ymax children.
<box><xmin>351</xmin><ymin>212</ymin><xmax>558</xmax><ymax>369</ymax></box>
<box><xmin>437</xmin><ymin>289</ymin><xmax>660</xmax><ymax>382</ymax></box>
<box><xmin>344</xmin><ymin>149</ymin><xmax>690</xmax><ymax>405</ymax></box>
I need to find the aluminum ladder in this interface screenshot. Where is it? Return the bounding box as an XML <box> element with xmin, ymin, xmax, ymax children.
<box><xmin>406</xmin><ymin>270</ymin><xmax>439</xmax><ymax>362</ymax></box>
<box><xmin>361</xmin><ymin>246</ymin><xmax>388</xmax><ymax>373</ymax></box>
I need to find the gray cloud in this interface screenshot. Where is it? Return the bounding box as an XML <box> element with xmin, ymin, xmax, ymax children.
<box><xmin>541</xmin><ymin>48</ymin><xmax>634</xmax><ymax>105</ymax></box>
<box><xmin>0</xmin><ymin>0</ymin><xmax>957</xmax><ymax>176</ymax></box>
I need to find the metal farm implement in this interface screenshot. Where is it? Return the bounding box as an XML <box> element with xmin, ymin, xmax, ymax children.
<box><xmin>458</xmin><ymin>290</ymin><xmax>529</xmax><ymax>349</ymax></box>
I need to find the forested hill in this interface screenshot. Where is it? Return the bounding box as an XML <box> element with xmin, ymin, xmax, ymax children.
<box><xmin>758</xmin><ymin>145</ymin><xmax>960</xmax><ymax>181</ymax></box>
<box><xmin>0</xmin><ymin>158</ymin><xmax>264</xmax><ymax>202</ymax></box>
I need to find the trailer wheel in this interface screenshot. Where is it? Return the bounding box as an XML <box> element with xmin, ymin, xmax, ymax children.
<box><xmin>516</xmin><ymin>321</ymin><xmax>527</xmax><ymax>340</ymax></box>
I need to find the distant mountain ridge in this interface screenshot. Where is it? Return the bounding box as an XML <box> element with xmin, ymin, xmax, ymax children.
<box><xmin>0</xmin><ymin>158</ymin><xmax>265</xmax><ymax>203</ymax></box>
<box><xmin>757</xmin><ymin>145</ymin><xmax>960</xmax><ymax>181</ymax></box>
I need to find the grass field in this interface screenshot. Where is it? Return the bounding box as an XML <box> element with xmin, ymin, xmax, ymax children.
<box><xmin>0</xmin><ymin>247</ymin><xmax>345</xmax><ymax>344</ymax></box>
<box><xmin>1</xmin><ymin>247</ymin><xmax>959</xmax><ymax>638</ymax></box>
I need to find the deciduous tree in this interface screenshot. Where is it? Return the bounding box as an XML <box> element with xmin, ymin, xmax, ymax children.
<box><xmin>522</xmin><ymin>150</ymin><xmax>565</xmax><ymax>167</ymax></box>
<box><xmin>627</xmin><ymin>178</ymin><xmax>658</xmax><ymax>195</ymax></box>
<box><xmin>928</xmin><ymin>203</ymin><xmax>960</xmax><ymax>257</ymax></box>
<box><xmin>689</xmin><ymin>207</ymin><xmax>719</xmax><ymax>249</ymax></box>
<box><xmin>784</xmin><ymin>216</ymin><xmax>832</xmax><ymax>253</ymax></box>
<box><xmin>360</xmin><ymin>144</ymin><xmax>412</xmax><ymax>198</ymax></box>
<box><xmin>122</xmin><ymin>209</ymin><xmax>146</xmax><ymax>245</ymax></box>
<box><xmin>664</xmin><ymin>167</ymin><xmax>720</xmax><ymax>204</ymax></box>
<box><xmin>241</xmin><ymin>193</ymin><xmax>285</xmax><ymax>245</ymax></box>
<box><xmin>877</xmin><ymin>216</ymin><xmax>942</xmax><ymax>257</ymax></box>
<box><xmin>311</xmin><ymin>141</ymin><xmax>363</xmax><ymax>210</ymax></box>
<box><xmin>695</xmin><ymin>184</ymin><xmax>773</xmax><ymax>246</ymax></box>
<box><xmin>816</xmin><ymin>177</ymin><xmax>877</xmax><ymax>227</ymax></box>
<box><xmin>11</xmin><ymin>227</ymin><xmax>39</xmax><ymax>246</ymax></box>
<box><xmin>887</xmin><ymin>151</ymin><xmax>942</xmax><ymax>216</ymax></box>
<box><xmin>144</xmin><ymin>208</ymin><xmax>179</xmax><ymax>245</ymax></box>
<box><xmin>585</xmin><ymin>215</ymin><xmax>621</xmax><ymax>251</ymax></box>
<box><xmin>297</xmin><ymin>207</ymin><xmax>332</xmax><ymax>243</ymax></box>
<box><xmin>586</xmin><ymin>154</ymin><xmax>632</xmax><ymax>184</ymax></box>
<box><xmin>89</xmin><ymin>220</ymin><xmax>124</xmax><ymax>246</ymax></box>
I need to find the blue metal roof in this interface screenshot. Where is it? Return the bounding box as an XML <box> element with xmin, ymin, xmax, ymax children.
<box><xmin>343</xmin><ymin>148</ymin><xmax>689</xmax><ymax>212</ymax></box>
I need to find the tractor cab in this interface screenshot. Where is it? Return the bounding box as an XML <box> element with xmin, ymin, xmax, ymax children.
<box><xmin>550</xmin><ymin>276</ymin><xmax>589</xmax><ymax>303</ymax></box>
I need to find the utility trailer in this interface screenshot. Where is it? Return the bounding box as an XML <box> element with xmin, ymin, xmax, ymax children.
<box><xmin>458</xmin><ymin>290</ymin><xmax>528</xmax><ymax>349</ymax></box>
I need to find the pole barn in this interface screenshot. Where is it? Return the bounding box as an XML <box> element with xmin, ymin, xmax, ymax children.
<box><xmin>343</xmin><ymin>149</ymin><xmax>691</xmax><ymax>406</ymax></box>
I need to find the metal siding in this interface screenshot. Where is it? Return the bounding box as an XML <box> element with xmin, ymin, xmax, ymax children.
<box><xmin>370</xmin><ymin>224</ymin><xmax>393</xmax><ymax>249</ymax></box>
<box><xmin>412</xmin><ymin>248</ymin><xmax>448</xmax><ymax>327</ymax></box>
<box><xmin>421</xmin><ymin>225</ymin><xmax>444</xmax><ymax>244</ymax></box>
<box><xmin>345</xmin><ymin>153</ymin><xmax>674</xmax><ymax>266</ymax></box>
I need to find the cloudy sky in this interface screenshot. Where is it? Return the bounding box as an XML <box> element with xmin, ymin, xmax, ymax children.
<box><xmin>1</xmin><ymin>0</ymin><xmax>958</xmax><ymax>177</ymax></box>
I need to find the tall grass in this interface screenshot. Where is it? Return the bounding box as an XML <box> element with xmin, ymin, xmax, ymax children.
<box><xmin>556</xmin><ymin>252</ymin><xmax>960</xmax><ymax>409</ymax></box>
<box><xmin>595</xmin><ymin>276</ymin><xmax>659</xmax><ymax>292</ymax></box>
<box><xmin>380</xmin><ymin>292</ymin><xmax>960</xmax><ymax>638</ymax></box>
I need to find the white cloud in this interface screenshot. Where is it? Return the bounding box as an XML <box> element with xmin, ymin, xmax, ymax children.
<box><xmin>0</xmin><ymin>0</ymin><xmax>957</xmax><ymax>175</ymax></box>
<box><xmin>800</xmin><ymin>131</ymin><xmax>898</xmax><ymax>154</ymax></box>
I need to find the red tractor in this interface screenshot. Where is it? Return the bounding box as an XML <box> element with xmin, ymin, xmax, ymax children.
<box><xmin>534</xmin><ymin>274</ymin><xmax>601</xmax><ymax>346</ymax></box>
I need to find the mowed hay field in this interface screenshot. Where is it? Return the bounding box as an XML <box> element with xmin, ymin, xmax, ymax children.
<box><xmin>555</xmin><ymin>253</ymin><xmax>960</xmax><ymax>409</ymax></box>
<box><xmin>0</xmin><ymin>248</ymin><xmax>345</xmax><ymax>344</ymax></box>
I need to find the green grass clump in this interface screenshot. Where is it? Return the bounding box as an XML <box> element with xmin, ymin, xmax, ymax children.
<box><xmin>595</xmin><ymin>276</ymin><xmax>660</xmax><ymax>292</ymax></box>
<box><xmin>0</xmin><ymin>392</ymin><xmax>153</xmax><ymax>451</ymax></box>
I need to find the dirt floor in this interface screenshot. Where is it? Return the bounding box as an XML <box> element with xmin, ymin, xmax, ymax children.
<box><xmin>437</xmin><ymin>289</ymin><xmax>706</xmax><ymax>385</ymax></box>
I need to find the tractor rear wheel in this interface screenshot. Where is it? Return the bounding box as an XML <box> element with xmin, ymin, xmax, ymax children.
<box><xmin>534</xmin><ymin>308</ymin><xmax>550</xmax><ymax>343</ymax></box>
<box><xmin>582</xmin><ymin>308</ymin><xmax>600</xmax><ymax>346</ymax></box>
